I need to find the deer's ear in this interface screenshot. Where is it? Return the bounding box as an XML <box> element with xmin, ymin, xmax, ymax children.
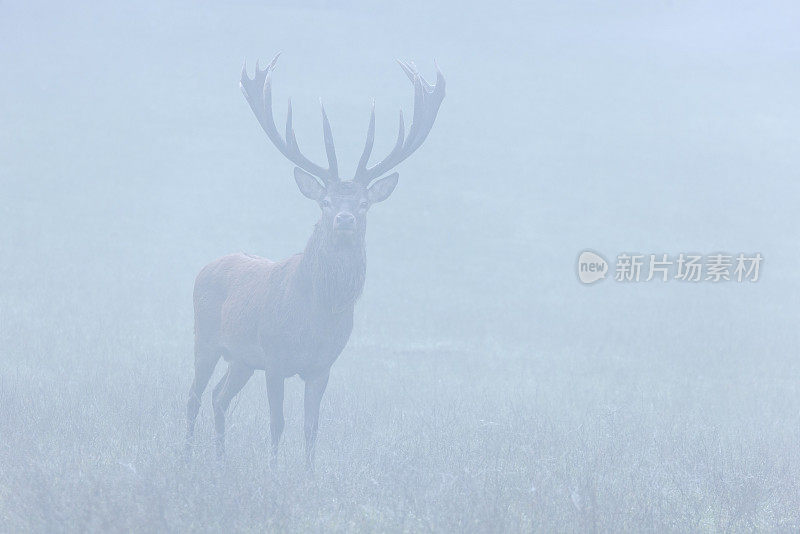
<box><xmin>367</xmin><ymin>173</ymin><xmax>399</xmax><ymax>204</ymax></box>
<box><xmin>294</xmin><ymin>168</ymin><xmax>325</xmax><ymax>201</ymax></box>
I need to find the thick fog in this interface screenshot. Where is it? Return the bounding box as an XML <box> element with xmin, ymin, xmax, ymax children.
<box><xmin>2</xmin><ymin>1</ymin><xmax>799</xmax><ymax>531</ymax></box>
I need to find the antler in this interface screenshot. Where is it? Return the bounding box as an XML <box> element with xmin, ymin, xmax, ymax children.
<box><xmin>354</xmin><ymin>60</ymin><xmax>445</xmax><ymax>185</ymax></box>
<box><xmin>240</xmin><ymin>53</ymin><xmax>339</xmax><ymax>184</ymax></box>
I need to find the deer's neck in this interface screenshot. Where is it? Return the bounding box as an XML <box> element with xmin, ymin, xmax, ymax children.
<box><xmin>300</xmin><ymin>224</ymin><xmax>366</xmax><ymax>313</ymax></box>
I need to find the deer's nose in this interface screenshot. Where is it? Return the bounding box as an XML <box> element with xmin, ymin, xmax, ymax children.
<box><xmin>334</xmin><ymin>212</ymin><xmax>356</xmax><ymax>229</ymax></box>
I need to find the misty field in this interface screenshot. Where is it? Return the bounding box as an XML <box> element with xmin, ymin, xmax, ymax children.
<box><xmin>3</xmin><ymin>0</ymin><xmax>800</xmax><ymax>532</ymax></box>
<box><xmin>2</xmin><ymin>298</ymin><xmax>800</xmax><ymax>531</ymax></box>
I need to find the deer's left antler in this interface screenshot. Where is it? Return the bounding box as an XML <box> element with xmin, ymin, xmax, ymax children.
<box><xmin>353</xmin><ymin>60</ymin><xmax>445</xmax><ymax>185</ymax></box>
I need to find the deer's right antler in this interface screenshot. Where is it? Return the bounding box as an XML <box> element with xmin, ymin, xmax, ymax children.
<box><xmin>240</xmin><ymin>53</ymin><xmax>340</xmax><ymax>185</ymax></box>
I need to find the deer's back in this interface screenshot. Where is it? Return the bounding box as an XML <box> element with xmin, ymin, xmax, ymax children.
<box><xmin>193</xmin><ymin>252</ymin><xmax>351</xmax><ymax>375</ymax></box>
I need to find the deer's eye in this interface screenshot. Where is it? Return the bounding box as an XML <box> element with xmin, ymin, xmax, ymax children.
<box><xmin>320</xmin><ymin>199</ymin><xmax>332</xmax><ymax>209</ymax></box>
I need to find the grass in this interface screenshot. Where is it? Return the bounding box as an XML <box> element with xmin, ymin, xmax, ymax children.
<box><xmin>2</xmin><ymin>325</ymin><xmax>800</xmax><ymax>532</ymax></box>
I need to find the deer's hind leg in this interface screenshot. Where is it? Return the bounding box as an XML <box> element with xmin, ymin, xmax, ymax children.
<box><xmin>212</xmin><ymin>361</ymin><xmax>254</xmax><ymax>458</ymax></box>
<box><xmin>185</xmin><ymin>341</ymin><xmax>220</xmax><ymax>454</ymax></box>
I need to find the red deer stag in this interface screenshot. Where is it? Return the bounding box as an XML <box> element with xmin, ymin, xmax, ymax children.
<box><xmin>185</xmin><ymin>54</ymin><xmax>445</xmax><ymax>466</ymax></box>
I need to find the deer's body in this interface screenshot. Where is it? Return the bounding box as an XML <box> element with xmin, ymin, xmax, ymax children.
<box><xmin>194</xmin><ymin>231</ymin><xmax>364</xmax><ymax>378</ymax></box>
<box><xmin>185</xmin><ymin>53</ymin><xmax>443</xmax><ymax>467</ymax></box>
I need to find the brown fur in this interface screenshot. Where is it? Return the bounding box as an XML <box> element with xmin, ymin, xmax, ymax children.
<box><xmin>185</xmin><ymin>221</ymin><xmax>366</xmax><ymax>463</ymax></box>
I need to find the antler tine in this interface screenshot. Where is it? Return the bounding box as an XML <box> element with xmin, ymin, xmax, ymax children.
<box><xmin>320</xmin><ymin>101</ymin><xmax>339</xmax><ymax>180</ymax></box>
<box><xmin>392</xmin><ymin>108</ymin><xmax>406</xmax><ymax>160</ymax></box>
<box><xmin>406</xmin><ymin>64</ymin><xmax>445</xmax><ymax>153</ymax></box>
<box><xmin>239</xmin><ymin>53</ymin><xmax>337</xmax><ymax>184</ymax></box>
<box><xmin>354</xmin><ymin>60</ymin><xmax>445</xmax><ymax>184</ymax></box>
<box><xmin>397</xmin><ymin>60</ymin><xmax>435</xmax><ymax>93</ymax></box>
<box><xmin>267</xmin><ymin>51</ymin><xmax>281</xmax><ymax>70</ymax></box>
<box><xmin>355</xmin><ymin>100</ymin><xmax>376</xmax><ymax>179</ymax></box>
<box><xmin>285</xmin><ymin>98</ymin><xmax>294</xmax><ymax>147</ymax></box>
<box><xmin>396</xmin><ymin>59</ymin><xmax>416</xmax><ymax>82</ymax></box>
<box><xmin>284</xmin><ymin>98</ymin><xmax>306</xmax><ymax>160</ymax></box>
<box><xmin>404</xmin><ymin>73</ymin><xmax>426</xmax><ymax>149</ymax></box>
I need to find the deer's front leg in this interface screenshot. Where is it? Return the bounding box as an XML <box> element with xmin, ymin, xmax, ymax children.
<box><xmin>265</xmin><ymin>373</ymin><xmax>285</xmax><ymax>461</ymax></box>
<box><xmin>303</xmin><ymin>370</ymin><xmax>330</xmax><ymax>470</ymax></box>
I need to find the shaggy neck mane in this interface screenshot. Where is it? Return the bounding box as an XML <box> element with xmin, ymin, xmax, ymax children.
<box><xmin>300</xmin><ymin>223</ymin><xmax>366</xmax><ymax>313</ymax></box>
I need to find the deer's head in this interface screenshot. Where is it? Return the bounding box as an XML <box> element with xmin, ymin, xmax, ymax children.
<box><xmin>240</xmin><ymin>54</ymin><xmax>445</xmax><ymax>247</ymax></box>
